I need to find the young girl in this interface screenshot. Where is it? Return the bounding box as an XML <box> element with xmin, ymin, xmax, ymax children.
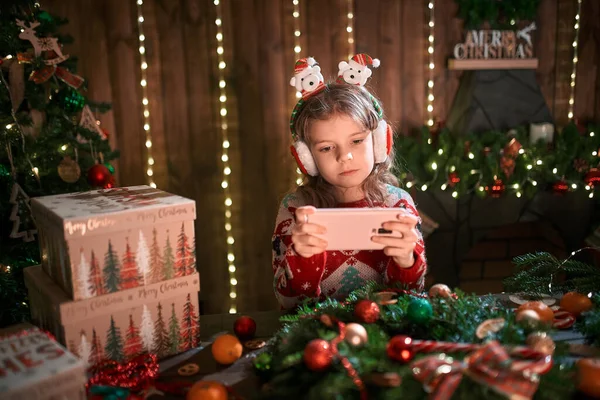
<box><xmin>272</xmin><ymin>54</ymin><xmax>427</xmax><ymax>309</ymax></box>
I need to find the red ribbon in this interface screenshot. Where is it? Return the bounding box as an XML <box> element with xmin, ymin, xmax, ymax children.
<box><xmin>411</xmin><ymin>341</ymin><xmax>548</xmax><ymax>400</ymax></box>
<box><xmin>87</xmin><ymin>353</ymin><xmax>160</xmax><ymax>393</ymax></box>
<box><xmin>17</xmin><ymin>52</ymin><xmax>84</xmax><ymax>88</ymax></box>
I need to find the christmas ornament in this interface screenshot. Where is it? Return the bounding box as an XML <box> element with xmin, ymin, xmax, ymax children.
<box><xmin>104</xmin><ymin>163</ymin><xmax>115</xmax><ymax>174</ymax></box>
<box><xmin>87</xmin><ymin>164</ymin><xmax>111</xmax><ymax>187</ymax></box>
<box><xmin>485</xmin><ymin>178</ymin><xmax>505</xmax><ymax>198</ymax></box>
<box><xmin>526</xmin><ymin>332</ymin><xmax>555</xmax><ymax>356</ymax></box>
<box><xmin>87</xmin><ymin>353</ymin><xmax>159</xmax><ymax>392</ymax></box>
<box><xmin>504</xmin><ymin>138</ymin><xmax>522</xmax><ymax>157</ymax></box>
<box><xmin>406</xmin><ymin>298</ymin><xmax>433</xmax><ymax>325</ymax></box>
<box><xmin>386</xmin><ymin>335</ymin><xmax>414</xmax><ymax>363</ymax></box>
<box><xmin>475</xmin><ymin>318</ymin><xmax>505</xmax><ymax>339</ymax></box>
<box><xmin>55</xmin><ymin>88</ymin><xmax>85</xmax><ymax>112</ymax></box>
<box><xmin>101</xmin><ymin>128</ymin><xmax>110</xmax><ymax>139</ymax></box>
<box><xmin>585</xmin><ymin>168</ymin><xmax>600</xmax><ymax>188</ymax></box>
<box><xmin>186</xmin><ymin>380</ymin><xmax>228</xmax><ymax>400</ymax></box>
<box><xmin>36</xmin><ymin>11</ymin><xmax>54</xmax><ymax>24</ymax></box>
<box><xmin>516</xmin><ymin>301</ymin><xmax>554</xmax><ymax>324</ymax></box>
<box><xmin>57</xmin><ymin>156</ymin><xmax>81</xmax><ymax>183</ymax></box>
<box><xmin>233</xmin><ymin>315</ymin><xmax>256</xmax><ymax>340</ymax></box>
<box><xmin>448</xmin><ymin>172</ymin><xmax>460</xmax><ymax>187</ymax></box>
<box><xmin>577</xmin><ymin>358</ymin><xmax>600</xmax><ymax>398</ymax></box>
<box><xmin>552</xmin><ymin>180</ymin><xmax>569</xmax><ymax>195</ymax></box>
<box><xmin>515</xmin><ymin>309</ymin><xmax>541</xmax><ymax>327</ymax></box>
<box><xmin>252</xmin><ymin>352</ymin><xmax>272</xmax><ymax>372</ymax></box>
<box><xmin>574</xmin><ymin>158</ymin><xmax>589</xmax><ymax>173</ymax></box>
<box><xmin>500</xmin><ymin>156</ymin><xmax>516</xmax><ymax>178</ymax></box>
<box><xmin>374</xmin><ymin>291</ymin><xmax>397</xmax><ymax>305</ymax></box>
<box><xmin>79</xmin><ymin>105</ymin><xmax>106</xmax><ymax>140</ymax></box>
<box><xmin>354</xmin><ymin>300</ymin><xmax>380</xmax><ymax>324</ymax></box>
<box><xmin>365</xmin><ymin>372</ymin><xmax>402</xmax><ymax>387</ymax></box>
<box><xmin>553</xmin><ymin>309</ymin><xmax>576</xmax><ymax>329</ymax></box>
<box><xmin>303</xmin><ymin>339</ymin><xmax>333</xmax><ymax>372</ymax></box>
<box><xmin>428</xmin><ymin>283</ymin><xmax>452</xmax><ymax>299</ymax></box>
<box><xmin>103</xmin><ymin>174</ymin><xmax>115</xmax><ymax>189</ymax></box>
<box><xmin>344</xmin><ymin>323</ymin><xmax>368</xmax><ymax>347</ymax></box>
<box><xmin>0</xmin><ymin>164</ymin><xmax>10</xmax><ymax>177</ymax></box>
<box><xmin>211</xmin><ymin>334</ymin><xmax>242</xmax><ymax>365</ymax></box>
<box><xmin>559</xmin><ymin>292</ymin><xmax>593</xmax><ymax>317</ymax></box>
<box><xmin>9</xmin><ymin>182</ymin><xmax>37</xmax><ymax>242</ymax></box>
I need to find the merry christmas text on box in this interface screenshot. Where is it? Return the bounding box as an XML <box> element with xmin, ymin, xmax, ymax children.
<box><xmin>0</xmin><ymin>327</ymin><xmax>86</xmax><ymax>400</ymax></box>
<box><xmin>30</xmin><ymin>185</ymin><xmax>197</xmax><ymax>301</ymax></box>
<box><xmin>25</xmin><ymin>265</ymin><xmax>201</xmax><ymax>365</ymax></box>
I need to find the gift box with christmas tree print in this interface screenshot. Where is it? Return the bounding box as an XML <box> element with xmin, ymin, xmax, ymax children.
<box><xmin>30</xmin><ymin>185</ymin><xmax>197</xmax><ymax>300</ymax></box>
<box><xmin>0</xmin><ymin>327</ymin><xmax>87</xmax><ymax>400</ymax></box>
<box><xmin>24</xmin><ymin>265</ymin><xmax>201</xmax><ymax>364</ymax></box>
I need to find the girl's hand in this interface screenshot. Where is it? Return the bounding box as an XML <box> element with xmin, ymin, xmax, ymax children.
<box><xmin>291</xmin><ymin>206</ymin><xmax>328</xmax><ymax>258</ymax></box>
<box><xmin>371</xmin><ymin>211</ymin><xmax>419</xmax><ymax>268</ymax></box>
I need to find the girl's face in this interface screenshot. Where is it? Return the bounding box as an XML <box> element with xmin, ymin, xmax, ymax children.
<box><xmin>309</xmin><ymin>113</ymin><xmax>375</xmax><ymax>201</ymax></box>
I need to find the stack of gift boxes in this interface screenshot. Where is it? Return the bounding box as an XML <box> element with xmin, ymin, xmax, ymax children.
<box><xmin>24</xmin><ymin>185</ymin><xmax>201</xmax><ymax>366</ymax></box>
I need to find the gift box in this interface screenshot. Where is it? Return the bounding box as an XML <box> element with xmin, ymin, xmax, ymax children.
<box><xmin>30</xmin><ymin>185</ymin><xmax>197</xmax><ymax>300</ymax></box>
<box><xmin>0</xmin><ymin>327</ymin><xmax>86</xmax><ymax>400</ymax></box>
<box><xmin>24</xmin><ymin>265</ymin><xmax>201</xmax><ymax>364</ymax></box>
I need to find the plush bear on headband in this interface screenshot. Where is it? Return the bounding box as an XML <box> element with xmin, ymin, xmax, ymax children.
<box><xmin>289</xmin><ymin>57</ymin><xmax>325</xmax><ymax>99</ymax></box>
<box><xmin>289</xmin><ymin>54</ymin><xmax>393</xmax><ymax>177</ymax></box>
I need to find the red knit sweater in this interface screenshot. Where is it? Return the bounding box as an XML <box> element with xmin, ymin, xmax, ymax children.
<box><xmin>272</xmin><ymin>185</ymin><xmax>427</xmax><ymax>309</ymax></box>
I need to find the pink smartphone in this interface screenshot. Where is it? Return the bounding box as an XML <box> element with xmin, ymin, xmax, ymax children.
<box><xmin>306</xmin><ymin>208</ymin><xmax>405</xmax><ymax>250</ymax></box>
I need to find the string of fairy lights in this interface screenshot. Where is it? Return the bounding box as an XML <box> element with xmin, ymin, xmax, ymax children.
<box><xmin>426</xmin><ymin>0</ymin><xmax>435</xmax><ymax>127</ymax></box>
<box><xmin>213</xmin><ymin>0</ymin><xmax>238</xmax><ymax>314</ymax></box>
<box><xmin>568</xmin><ymin>0</ymin><xmax>582</xmax><ymax>121</ymax></box>
<box><xmin>346</xmin><ymin>0</ymin><xmax>355</xmax><ymax>59</ymax></box>
<box><xmin>135</xmin><ymin>0</ymin><xmax>156</xmax><ymax>189</ymax></box>
<box><xmin>292</xmin><ymin>0</ymin><xmax>303</xmax><ymax>185</ymax></box>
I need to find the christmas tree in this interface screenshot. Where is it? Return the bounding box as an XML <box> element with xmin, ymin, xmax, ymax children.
<box><xmin>152</xmin><ymin>302</ymin><xmax>169</xmax><ymax>358</ymax></box>
<box><xmin>124</xmin><ymin>314</ymin><xmax>142</xmax><ymax>360</ymax></box>
<box><xmin>338</xmin><ymin>267</ymin><xmax>363</xmax><ymax>298</ymax></box>
<box><xmin>76</xmin><ymin>249</ymin><xmax>91</xmax><ymax>299</ymax></box>
<box><xmin>180</xmin><ymin>293</ymin><xmax>199</xmax><ymax>350</ymax></box>
<box><xmin>136</xmin><ymin>230</ymin><xmax>150</xmax><ymax>286</ymax></box>
<box><xmin>0</xmin><ymin>1</ymin><xmax>118</xmax><ymax>327</ymax></box>
<box><xmin>162</xmin><ymin>233</ymin><xmax>175</xmax><ymax>280</ymax></box>
<box><xmin>77</xmin><ymin>330</ymin><xmax>92</xmax><ymax>367</ymax></box>
<box><xmin>90</xmin><ymin>328</ymin><xmax>103</xmax><ymax>366</ymax></box>
<box><xmin>148</xmin><ymin>228</ymin><xmax>162</xmax><ymax>284</ymax></box>
<box><xmin>102</xmin><ymin>240</ymin><xmax>120</xmax><ymax>293</ymax></box>
<box><xmin>175</xmin><ymin>223</ymin><xmax>193</xmax><ymax>277</ymax></box>
<box><xmin>105</xmin><ymin>316</ymin><xmax>124</xmax><ymax>362</ymax></box>
<box><xmin>88</xmin><ymin>250</ymin><xmax>103</xmax><ymax>296</ymax></box>
<box><xmin>120</xmin><ymin>238</ymin><xmax>140</xmax><ymax>289</ymax></box>
<box><xmin>140</xmin><ymin>304</ymin><xmax>155</xmax><ymax>353</ymax></box>
<box><xmin>168</xmin><ymin>303</ymin><xmax>180</xmax><ymax>355</ymax></box>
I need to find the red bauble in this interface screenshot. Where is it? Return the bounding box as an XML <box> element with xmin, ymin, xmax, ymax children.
<box><xmin>387</xmin><ymin>335</ymin><xmax>414</xmax><ymax>363</ymax></box>
<box><xmin>303</xmin><ymin>339</ymin><xmax>333</xmax><ymax>372</ymax></box>
<box><xmin>485</xmin><ymin>178</ymin><xmax>505</xmax><ymax>198</ymax></box>
<box><xmin>448</xmin><ymin>172</ymin><xmax>460</xmax><ymax>187</ymax></box>
<box><xmin>233</xmin><ymin>315</ymin><xmax>256</xmax><ymax>340</ymax></box>
<box><xmin>585</xmin><ymin>168</ymin><xmax>600</xmax><ymax>188</ymax></box>
<box><xmin>354</xmin><ymin>300</ymin><xmax>380</xmax><ymax>324</ymax></box>
<box><xmin>103</xmin><ymin>174</ymin><xmax>115</xmax><ymax>189</ymax></box>
<box><xmin>552</xmin><ymin>180</ymin><xmax>569</xmax><ymax>195</ymax></box>
<box><xmin>101</xmin><ymin>128</ymin><xmax>110</xmax><ymax>139</ymax></box>
<box><xmin>87</xmin><ymin>164</ymin><xmax>111</xmax><ymax>187</ymax></box>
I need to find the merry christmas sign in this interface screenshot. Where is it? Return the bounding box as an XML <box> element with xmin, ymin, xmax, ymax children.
<box><xmin>450</xmin><ymin>23</ymin><xmax>538</xmax><ymax>69</ymax></box>
<box><xmin>0</xmin><ymin>328</ymin><xmax>86</xmax><ymax>400</ymax></box>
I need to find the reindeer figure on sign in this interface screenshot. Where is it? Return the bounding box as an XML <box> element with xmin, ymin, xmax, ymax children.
<box><xmin>16</xmin><ymin>19</ymin><xmax>69</xmax><ymax>64</ymax></box>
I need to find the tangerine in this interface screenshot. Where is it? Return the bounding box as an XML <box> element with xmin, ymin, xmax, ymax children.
<box><xmin>560</xmin><ymin>292</ymin><xmax>593</xmax><ymax>317</ymax></box>
<box><xmin>516</xmin><ymin>301</ymin><xmax>554</xmax><ymax>324</ymax></box>
<box><xmin>211</xmin><ymin>334</ymin><xmax>243</xmax><ymax>365</ymax></box>
<box><xmin>187</xmin><ymin>380</ymin><xmax>228</xmax><ymax>400</ymax></box>
<box><xmin>577</xmin><ymin>358</ymin><xmax>600</xmax><ymax>398</ymax></box>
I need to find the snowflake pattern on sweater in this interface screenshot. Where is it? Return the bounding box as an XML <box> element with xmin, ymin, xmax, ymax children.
<box><xmin>272</xmin><ymin>184</ymin><xmax>427</xmax><ymax>309</ymax></box>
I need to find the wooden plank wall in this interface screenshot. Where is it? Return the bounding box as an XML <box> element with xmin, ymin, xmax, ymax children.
<box><xmin>41</xmin><ymin>0</ymin><xmax>600</xmax><ymax>314</ymax></box>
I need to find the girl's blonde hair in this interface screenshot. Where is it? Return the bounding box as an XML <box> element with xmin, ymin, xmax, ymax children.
<box><xmin>292</xmin><ymin>83</ymin><xmax>398</xmax><ymax>207</ymax></box>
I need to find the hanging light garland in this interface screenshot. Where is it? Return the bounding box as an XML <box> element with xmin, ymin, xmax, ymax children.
<box><xmin>135</xmin><ymin>0</ymin><xmax>156</xmax><ymax>188</ymax></box>
<box><xmin>426</xmin><ymin>0</ymin><xmax>435</xmax><ymax>127</ymax></box>
<box><xmin>567</xmin><ymin>0</ymin><xmax>582</xmax><ymax>121</ymax></box>
<box><xmin>292</xmin><ymin>0</ymin><xmax>303</xmax><ymax>186</ymax></box>
<box><xmin>346</xmin><ymin>0</ymin><xmax>355</xmax><ymax>59</ymax></box>
<box><xmin>213</xmin><ymin>0</ymin><xmax>238</xmax><ymax>314</ymax></box>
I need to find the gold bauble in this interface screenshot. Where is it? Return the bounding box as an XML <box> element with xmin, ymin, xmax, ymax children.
<box><xmin>344</xmin><ymin>323</ymin><xmax>368</xmax><ymax>347</ymax></box>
